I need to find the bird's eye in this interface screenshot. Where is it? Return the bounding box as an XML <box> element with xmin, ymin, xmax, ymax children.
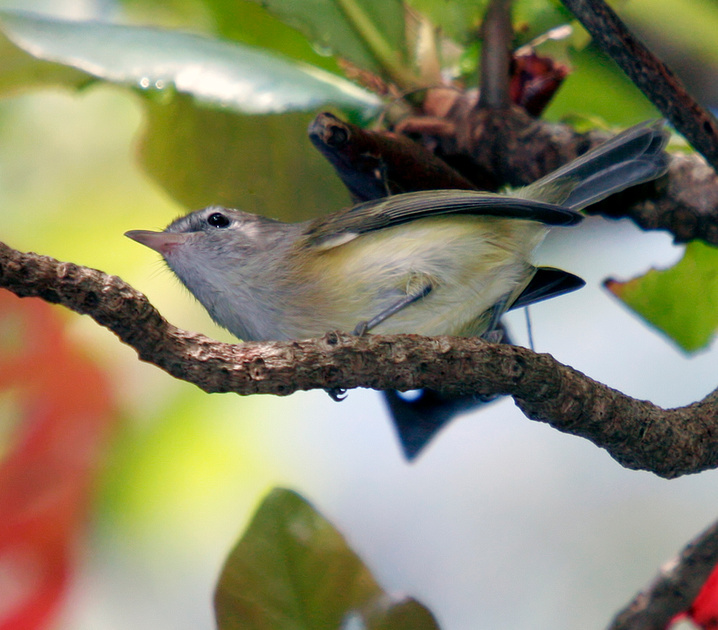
<box><xmin>207</xmin><ymin>212</ymin><xmax>230</xmax><ymax>228</ymax></box>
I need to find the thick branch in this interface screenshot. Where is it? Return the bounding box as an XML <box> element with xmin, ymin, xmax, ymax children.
<box><xmin>617</xmin><ymin>151</ymin><xmax>718</xmax><ymax>245</ymax></box>
<box><xmin>608</xmin><ymin>519</ymin><xmax>718</xmax><ymax>630</ymax></box>
<box><xmin>3</xmin><ymin>241</ymin><xmax>718</xmax><ymax>479</ymax></box>
<box><xmin>561</xmin><ymin>0</ymin><xmax>718</xmax><ymax>175</ymax></box>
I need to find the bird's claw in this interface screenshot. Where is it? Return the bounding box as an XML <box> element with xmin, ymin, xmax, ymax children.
<box><xmin>326</xmin><ymin>387</ymin><xmax>348</xmax><ymax>402</ymax></box>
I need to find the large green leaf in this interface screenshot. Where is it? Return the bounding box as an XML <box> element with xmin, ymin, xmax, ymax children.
<box><xmin>404</xmin><ymin>0</ymin><xmax>573</xmax><ymax>48</ymax></box>
<box><xmin>605</xmin><ymin>241</ymin><xmax>718</xmax><ymax>352</ymax></box>
<box><xmin>620</xmin><ymin>0</ymin><xmax>718</xmax><ymax>68</ymax></box>
<box><xmin>0</xmin><ymin>10</ymin><xmax>380</xmax><ymax>116</ymax></box>
<box><xmin>544</xmin><ymin>44</ymin><xmax>659</xmax><ymax>124</ymax></box>
<box><xmin>0</xmin><ymin>29</ymin><xmax>92</xmax><ymax>96</ymax></box>
<box><xmin>200</xmin><ymin>0</ymin><xmax>343</xmax><ymax>73</ymax></box>
<box><xmin>138</xmin><ymin>95</ymin><xmax>350</xmax><ymax>219</ymax></box>
<box><xmin>214</xmin><ymin>488</ymin><xmax>440</xmax><ymax>630</ymax></box>
<box><xmin>119</xmin><ymin>0</ymin><xmax>345</xmax><ymax>72</ymax></box>
<box><xmin>245</xmin><ymin>0</ymin><xmax>418</xmax><ymax>89</ymax></box>
<box><xmin>405</xmin><ymin>0</ymin><xmax>486</xmax><ymax>45</ymax></box>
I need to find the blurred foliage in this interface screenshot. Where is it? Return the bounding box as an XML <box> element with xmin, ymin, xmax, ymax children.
<box><xmin>98</xmin><ymin>388</ymin><xmax>276</xmax><ymax>547</ymax></box>
<box><xmin>0</xmin><ymin>10</ymin><xmax>379</xmax><ymax>115</ymax></box>
<box><xmin>1</xmin><ymin>0</ymin><xmax>718</xmax><ymax>628</ymax></box>
<box><xmin>0</xmin><ymin>292</ymin><xmax>116</xmax><ymax>628</ymax></box>
<box><xmin>120</xmin><ymin>0</ymin><xmax>344</xmax><ymax>72</ymax></box>
<box><xmin>139</xmin><ymin>98</ymin><xmax>349</xmax><ymax>218</ymax></box>
<box><xmin>621</xmin><ymin>0</ymin><xmax>718</xmax><ymax>68</ymax></box>
<box><xmin>607</xmin><ymin>242</ymin><xmax>718</xmax><ymax>353</ymax></box>
<box><xmin>242</xmin><ymin>0</ymin><xmax>414</xmax><ymax>87</ymax></box>
<box><xmin>542</xmin><ymin>44</ymin><xmax>659</xmax><ymax>124</ymax></box>
<box><xmin>215</xmin><ymin>488</ymin><xmax>440</xmax><ymax>630</ymax></box>
<box><xmin>0</xmin><ymin>9</ymin><xmax>377</xmax><ymax>217</ymax></box>
<box><xmin>0</xmin><ymin>29</ymin><xmax>91</xmax><ymax>95</ymax></box>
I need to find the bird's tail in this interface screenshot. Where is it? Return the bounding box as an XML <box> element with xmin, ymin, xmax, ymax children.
<box><xmin>518</xmin><ymin>120</ymin><xmax>670</xmax><ymax>211</ymax></box>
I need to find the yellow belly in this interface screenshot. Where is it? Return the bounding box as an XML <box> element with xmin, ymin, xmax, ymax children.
<box><xmin>281</xmin><ymin>215</ymin><xmax>547</xmax><ymax>339</ymax></box>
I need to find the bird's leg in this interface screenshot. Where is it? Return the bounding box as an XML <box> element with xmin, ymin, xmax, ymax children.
<box><xmin>353</xmin><ymin>282</ymin><xmax>433</xmax><ymax>336</ymax></box>
<box><xmin>481</xmin><ymin>293</ymin><xmax>513</xmax><ymax>343</ymax></box>
<box><xmin>327</xmin><ymin>281</ymin><xmax>433</xmax><ymax>402</ymax></box>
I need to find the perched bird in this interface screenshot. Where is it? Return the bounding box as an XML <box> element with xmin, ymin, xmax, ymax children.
<box><xmin>126</xmin><ymin>120</ymin><xmax>669</xmax><ymax>455</ymax></box>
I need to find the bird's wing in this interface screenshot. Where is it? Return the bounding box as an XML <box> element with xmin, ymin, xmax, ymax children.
<box><xmin>302</xmin><ymin>189</ymin><xmax>583</xmax><ymax>250</ymax></box>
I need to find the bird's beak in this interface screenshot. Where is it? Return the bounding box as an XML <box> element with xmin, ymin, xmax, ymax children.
<box><xmin>125</xmin><ymin>230</ymin><xmax>189</xmax><ymax>255</ymax></box>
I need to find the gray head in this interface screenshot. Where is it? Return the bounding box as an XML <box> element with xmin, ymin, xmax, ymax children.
<box><xmin>125</xmin><ymin>206</ymin><xmax>301</xmax><ymax>340</ymax></box>
<box><xmin>126</xmin><ymin>206</ymin><xmax>286</xmax><ymax>272</ymax></box>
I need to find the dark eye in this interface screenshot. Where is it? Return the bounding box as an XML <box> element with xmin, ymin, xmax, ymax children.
<box><xmin>207</xmin><ymin>212</ymin><xmax>230</xmax><ymax>228</ymax></box>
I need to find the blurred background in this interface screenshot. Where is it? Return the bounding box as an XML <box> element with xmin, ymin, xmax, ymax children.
<box><xmin>1</xmin><ymin>0</ymin><xmax>718</xmax><ymax>629</ymax></box>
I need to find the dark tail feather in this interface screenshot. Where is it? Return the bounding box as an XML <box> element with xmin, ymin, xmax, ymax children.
<box><xmin>519</xmin><ymin>119</ymin><xmax>670</xmax><ymax>211</ymax></box>
<box><xmin>384</xmin><ymin>324</ymin><xmax>513</xmax><ymax>460</ymax></box>
<box><xmin>383</xmin><ymin>389</ymin><xmax>499</xmax><ymax>460</ymax></box>
<box><xmin>511</xmin><ymin>267</ymin><xmax>585</xmax><ymax>311</ymax></box>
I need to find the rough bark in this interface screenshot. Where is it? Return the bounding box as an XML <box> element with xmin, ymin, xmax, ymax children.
<box><xmin>3</xmin><ymin>241</ymin><xmax>718</xmax><ymax>480</ymax></box>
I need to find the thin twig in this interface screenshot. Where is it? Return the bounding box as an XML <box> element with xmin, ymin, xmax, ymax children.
<box><xmin>560</xmin><ymin>0</ymin><xmax>718</xmax><ymax>175</ymax></box>
<box><xmin>608</xmin><ymin>519</ymin><xmax>718</xmax><ymax>630</ymax></box>
<box><xmin>477</xmin><ymin>0</ymin><xmax>514</xmax><ymax>109</ymax></box>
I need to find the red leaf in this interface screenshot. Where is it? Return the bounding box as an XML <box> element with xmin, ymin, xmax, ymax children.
<box><xmin>0</xmin><ymin>292</ymin><xmax>116</xmax><ymax>630</ymax></box>
<box><xmin>685</xmin><ymin>563</ymin><xmax>718</xmax><ymax>630</ymax></box>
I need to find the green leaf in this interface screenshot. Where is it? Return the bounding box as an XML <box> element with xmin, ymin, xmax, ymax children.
<box><xmin>244</xmin><ymin>0</ymin><xmax>418</xmax><ymax>89</ymax></box>
<box><xmin>544</xmin><ymin>44</ymin><xmax>659</xmax><ymax>124</ymax></box>
<box><xmin>405</xmin><ymin>0</ymin><xmax>572</xmax><ymax>47</ymax></box>
<box><xmin>200</xmin><ymin>0</ymin><xmax>344</xmax><ymax>73</ymax></box>
<box><xmin>605</xmin><ymin>241</ymin><xmax>718</xmax><ymax>352</ymax></box>
<box><xmin>0</xmin><ymin>10</ymin><xmax>380</xmax><ymax>116</ymax></box>
<box><xmin>214</xmin><ymin>488</ymin><xmax>440</xmax><ymax>630</ymax></box>
<box><xmin>512</xmin><ymin>0</ymin><xmax>575</xmax><ymax>47</ymax></box>
<box><xmin>0</xmin><ymin>29</ymin><xmax>92</xmax><ymax>96</ymax></box>
<box><xmin>138</xmin><ymin>95</ymin><xmax>349</xmax><ymax>219</ymax></box>
<box><xmin>368</xmin><ymin>597</ymin><xmax>442</xmax><ymax>630</ymax></box>
<box><xmin>405</xmin><ymin>0</ymin><xmax>486</xmax><ymax>45</ymax></box>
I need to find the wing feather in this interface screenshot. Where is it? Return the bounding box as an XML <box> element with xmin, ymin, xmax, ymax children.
<box><xmin>303</xmin><ymin>190</ymin><xmax>582</xmax><ymax>249</ymax></box>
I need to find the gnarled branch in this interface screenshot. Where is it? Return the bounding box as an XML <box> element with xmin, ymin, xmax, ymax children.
<box><xmin>2</xmin><ymin>240</ymin><xmax>718</xmax><ymax>480</ymax></box>
<box><xmin>393</xmin><ymin>105</ymin><xmax>718</xmax><ymax>245</ymax></box>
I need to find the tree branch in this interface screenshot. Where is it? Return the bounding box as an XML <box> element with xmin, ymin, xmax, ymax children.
<box><xmin>561</xmin><ymin>0</ymin><xmax>718</xmax><ymax>175</ymax></box>
<box><xmin>605</xmin><ymin>151</ymin><xmax>718</xmax><ymax>245</ymax></box>
<box><xmin>608</xmin><ymin>519</ymin><xmax>718</xmax><ymax>630</ymax></box>
<box><xmin>477</xmin><ymin>0</ymin><xmax>514</xmax><ymax>110</ymax></box>
<box><xmin>388</xmin><ymin>105</ymin><xmax>718</xmax><ymax>245</ymax></box>
<box><xmin>3</xmin><ymin>240</ymin><xmax>718</xmax><ymax>480</ymax></box>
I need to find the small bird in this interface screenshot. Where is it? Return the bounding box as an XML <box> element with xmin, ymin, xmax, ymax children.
<box><xmin>127</xmin><ymin>120</ymin><xmax>667</xmax><ymax>341</ymax></box>
<box><xmin>126</xmin><ymin>120</ymin><xmax>668</xmax><ymax>452</ymax></box>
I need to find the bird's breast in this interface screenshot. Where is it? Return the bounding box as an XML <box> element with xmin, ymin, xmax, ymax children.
<box><xmin>286</xmin><ymin>216</ymin><xmax>547</xmax><ymax>338</ymax></box>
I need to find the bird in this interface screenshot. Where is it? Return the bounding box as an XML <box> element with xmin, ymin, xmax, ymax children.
<box><xmin>126</xmin><ymin>119</ymin><xmax>669</xmax><ymax>456</ymax></box>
